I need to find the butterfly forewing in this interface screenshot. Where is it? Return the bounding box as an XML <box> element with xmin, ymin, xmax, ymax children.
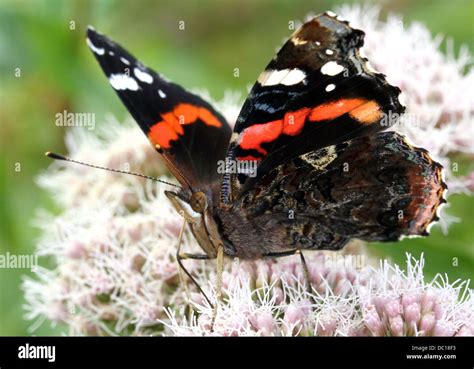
<box><xmin>87</xmin><ymin>27</ymin><xmax>232</xmax><ymax>191</ymax></box>
<box><xmin>222</xmin><ymin>13</ymin><xmax>405</xmax><ymax>203</ymax></box>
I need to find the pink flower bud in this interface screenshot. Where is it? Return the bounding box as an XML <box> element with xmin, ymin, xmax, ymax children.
<box><xmin>334</xmin><ymin>279</ymin><xmax>351</xmax><ymax>295</ymax></box>
<box><xmin>198</xmin><ymin>314</ymin><xmax>213</xmax><ymax>332</ymax></box>
<box><xmin>421</xmin><ymin>291</ymin><xmax>436</xmax><ymax>313</ymax></box>
<box><xmin>385</xmin><ymin>299</ymin><xmax>402</xmax><ymax>318</ymax></box>
<box><xmin>373</xmin><ymin>296</ymin><xmax>387</xmax><ymax>315</ymax></box>
<box><xmin>256</xmin><ymin>263</ymin><xmax>271</xmax><ymax>289</ymax></box>
<box><xmin>346</xmin><ymin>270</ymin><xmax>357</xmax><ymax>284</ymax></box>
<box><xmin>189</xmin><ymin>292</ymin><xmax>205</xmax><ymax>306</ymax></box>
<box><xmin>284</xmin><ymin>303</ymin><xmax>306</xmax><ymax>327</ymax></box>
<box><xmin>389</xmin><ymin>316</ymin><xmax>405</xmax><ymax>336</ymax></box>
<box><xmin>224</xmin><ymin>312</ymin><xmax>249</xmax><ymax>336</ymax></box>
<box><xmin>317</xmin><ymin>319</ymin><xmax>338</xmax><ymax>336</ymax></box>
<box><xmin>419</xmin><ymin>313</ymin><xmax>436</xmax><ymax>335</ymax></box>
<box><xmin>65</xmin><ymin>240</ymin><xmax>86</xmax><ymax>259</ymax></box>
<box><xmin>253</xmin><ymin>310</ymin><xmax>275</xmax><ymax>336</ymax></box>
<box><xmin>273</xmin><ymin>286</ymin><xmax>285</xmax><ymax>305</ymax></box>
<box><xmin>401</xmin><ymin>294</ymin><xmax>417</xmax><ymax>309</ymax></box>
<box><xmin>405</xmin><ymin>303</ymin><xmax>421</xmax><ymax>325</ymax></box>
<box><xmin>433</xmin><ymin>302</ymin><xmax>444</xmax><ymax>320</ymax></box>
<box><xmin>308</xmin><ymin>264</ymin><xmax>321</xmax><ymax>285</ymax></box>
<box><xmin>433</xmin><ymin>320</ymin><xmax>456</xmax><ymax>336</ymax></box>
<box><xmin>364</xmin><ymin>305</ymin><xmax>384</xmax><ymax>336</ymax></box>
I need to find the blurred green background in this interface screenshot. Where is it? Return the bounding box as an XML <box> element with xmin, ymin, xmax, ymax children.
<box><xmin>0</xmin><ymin>0</ymin><xmax>473</xmax><ymax>335</ymax></box>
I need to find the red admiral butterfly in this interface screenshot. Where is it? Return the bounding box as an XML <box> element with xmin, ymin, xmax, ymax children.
<box><xmin>49</xmin><ymin>12</ymin><xmax>447</xmax><ymax>312</ymax></box>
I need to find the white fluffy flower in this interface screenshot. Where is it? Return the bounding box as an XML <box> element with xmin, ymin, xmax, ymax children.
<box><xmin>162</xmin><ymin>254</ymin><xmax>473</xmax><ymax>336</ymax></box>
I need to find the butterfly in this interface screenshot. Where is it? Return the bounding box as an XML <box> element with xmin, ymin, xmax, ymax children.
<box><xmin>82</xmin><ymin>12</ymin><xmax>446</xmax><ymax>306</ymax></box>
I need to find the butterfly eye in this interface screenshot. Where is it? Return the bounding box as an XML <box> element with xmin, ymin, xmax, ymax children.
<box><xmin>190</xmin><ymin>192</ymin><xmax>207</xmax><ymax>213</ymax></box>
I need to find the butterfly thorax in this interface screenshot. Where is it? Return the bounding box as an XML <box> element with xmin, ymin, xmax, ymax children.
<box><xmin>166</xmin><ymin>188</ymin><xmax>301</xmax><ymax>260</ymax></box>
<box><xmin>165</xmin><ymin>190</ymin><xmax>224</xmax><ymax>259</ymax></box>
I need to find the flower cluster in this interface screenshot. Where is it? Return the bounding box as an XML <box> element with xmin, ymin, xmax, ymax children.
<box><xmin>24</xmin><ymin>4</ymin><xmax>473</xmax><ymax>336</ymax></box>
<box><xmin>164</xmin><ymin>253</ymin><xmax>473</xmax><ymax>336</ymax></box>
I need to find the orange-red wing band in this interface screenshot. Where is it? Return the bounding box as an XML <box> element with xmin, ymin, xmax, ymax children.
<box><xmin>309</xmin><ymin>98</ymin><xmax>368</xmax><ymax>121</ymax></box>
<box><xmin>239</xmin><ymin>119</ymin><xmax>283</xmax><ymax>156</ymax></box>
<box><xmin>348</xmin><ymin>100</ymin><xmax>382</xmax><ymax>124</ymax></box>
<box><xmin>148</xmin><ymin>103</ymin><xmax>223</xmax><ymax>149</ymax></box>
<box><xmin>238</xmin><ymin>98</ymin><xmax>381</xmax><ymax>159</ymax></box>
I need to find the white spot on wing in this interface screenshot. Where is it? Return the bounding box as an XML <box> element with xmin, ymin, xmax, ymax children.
<box><xmin>325</xmin><ymin>49</ymin><xmax>334</xmax><ymax>55</ymax></box>
<box><xmin>158</xmin><ymin>89</ymin><xmax>166</xmax><ymax>98</ymax></box>
<box><xmin>230</xmin><ymin>132</ymin><xmax>240</xmax><ymax>144</ymax></box>
<box><xmin>108</xmin><ymin>51</ymin><xmax>114</xmax><ymax>56</ymax></box>
<box><xmin>258</xmin><ymin>69</ymin><xmax>283</xmax><ymax>86</ymax></box>
<box><xmin>134</xmin><ymin>68</ymin><xmax>153</xmax><ymax>84</ymax></box>
<box><xmin>258</xmin><ymin>68</ymin><xmax>306</xmax><ymax>86</ymax></box>
<box><xmin>120</xmin><ymin>57</ymin><xmax>130</xmax><ymax>65</ymax></box>
<box><xmin>291</xmin><ymin>37</ymin><xmax>308</xmax><ymax>45</ymax></box>
<box><xmin>86</xmin><ymin>38</ymin><xmax>105</xmax><ymax>55</ymax></box>
<box><xmin>280</xmin><ymin>69</ymin><xmax>306</xmax><ymax>85</ymax></box>
<box><xmin>320</xmin><ymin>61</ymin><xmax>344</xmax><ymax>76</ymax></box>
<box><xmin>109</xmin><ymin>74</ymin><xmax>139</xmax><ymax>91</ymax></box>
<box><xmin>398</xmin><ymin>234</ymin><xmax>423</xmax><ymax>240</ymax></box>
<box><xmin>326</xmin><ymin>11</ymin><xmax>337</xmax><ymax>17</ymax></box>
<box><xmin>325</xmin><ymin>84</ymin><xmax>335</xmax><ymax>92</ymax></box>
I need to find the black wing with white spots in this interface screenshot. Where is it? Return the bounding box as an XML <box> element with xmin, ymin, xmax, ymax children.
<box><xmin>87</xmin><ymin>27</ymin><xmax>232</xmax><ymax>191</ymax></box>
<box><xmin>221</xmin><ymin>13</ymin><xmax>405</xmax><ymax>203</ymax></box>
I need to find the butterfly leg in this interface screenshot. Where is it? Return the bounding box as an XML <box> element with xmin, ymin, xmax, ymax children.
<box><xmin>263</xmin><ymin>249</ymin><xmax>300</xmax><ymax>258</ymax></box>
<box><xmin>296</xmin><ymin>249</ymin><xmax>316</xmax><ymax>303</ymax></box>
<box><xmin>175</xmin><ymin>217</ymin><xmax>214</xmax><ymax>310</ymax></box>
<box><xmin>179</xmin><ymin>253</ymin><xmax>211</xmax><ymax>260</ymax></box>
<box><xmin>263</xmin><ymin>249</ymin><xmax>316</xmax><ymax>303</ymax></box>
<box><xmin>210</xmin><ymin>244</ymin><xmax>225</xmax><ymax>332</ymax></box>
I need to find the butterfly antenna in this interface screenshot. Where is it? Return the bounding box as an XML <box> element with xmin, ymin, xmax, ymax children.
<box><xmin>45</xmin><ymin>151</ymin><xmax>183</xmax><ymax>190</ymax></box>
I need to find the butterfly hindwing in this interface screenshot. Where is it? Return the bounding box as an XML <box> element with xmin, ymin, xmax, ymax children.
<box><xmin>86</xmin><ymin>27</ymin><xmax>232</xmax><ymax>191</ymax></box>
<box><xmin>221</xmin><ymin>13</ymin><xmax>405</xmax><ymax>203</ymax></box>
<box><xmin>224</xmin><ymin>132</ymin><xmax>446</xmax><ymax>258</ymax></box>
